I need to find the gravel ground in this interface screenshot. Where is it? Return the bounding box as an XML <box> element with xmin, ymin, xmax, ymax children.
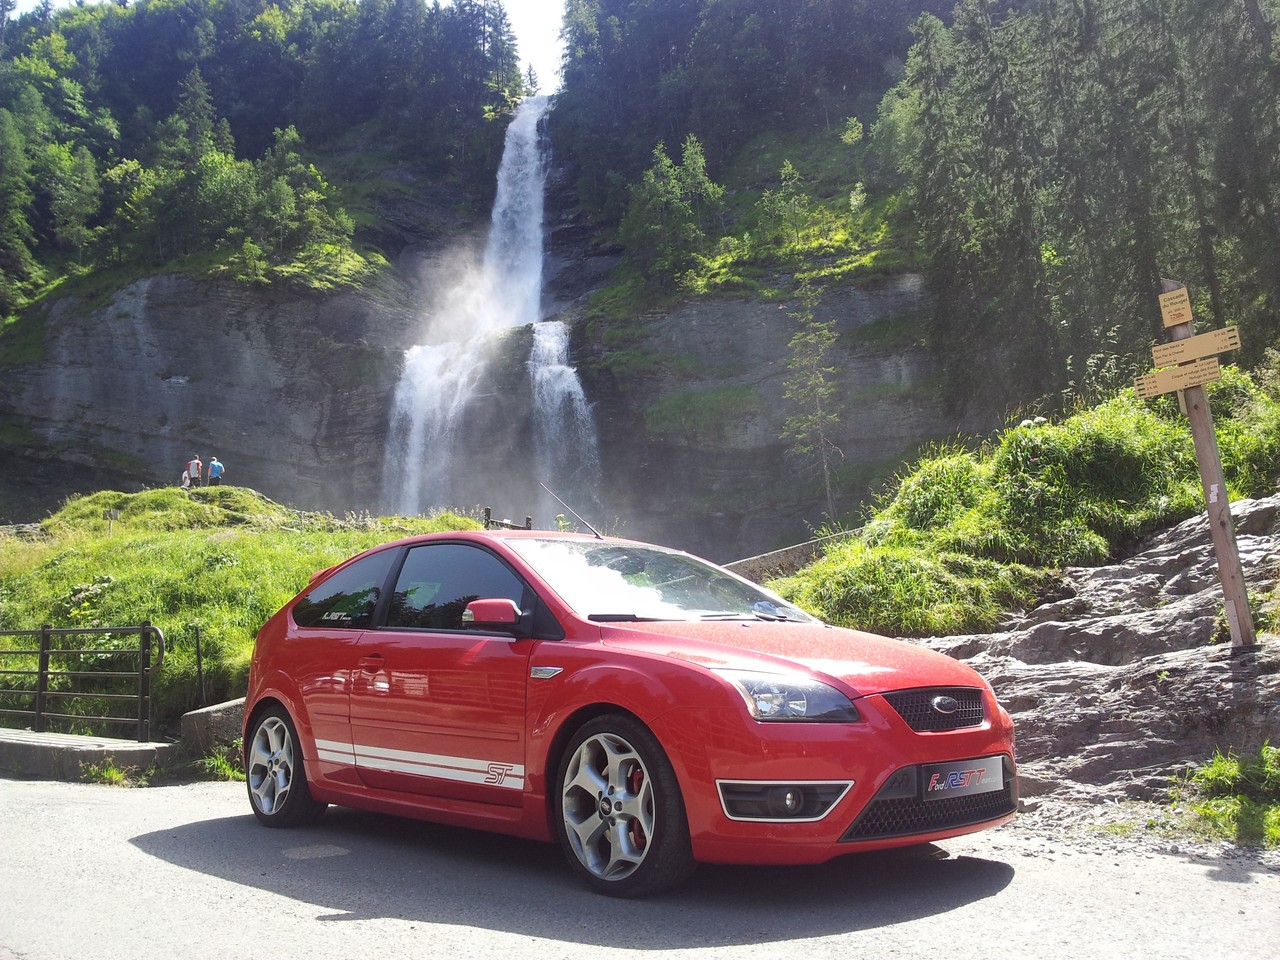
<box><xmin>1008</xmin><ymin>795</ymin><xmax>1280</xmax><ymax>872</ymax></box>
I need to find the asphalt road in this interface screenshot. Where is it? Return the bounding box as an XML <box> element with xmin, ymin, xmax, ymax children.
<box><xmin>1</xmin><ymin>777</ymin><xmax>1276</xmax><ymax>960</ymax></box>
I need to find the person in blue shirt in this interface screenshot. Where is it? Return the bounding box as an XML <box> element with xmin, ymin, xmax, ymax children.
<box><xmin>208</xmin><ymin>457</ymin><xmax>225</xmax><ymax>485</ymax></box>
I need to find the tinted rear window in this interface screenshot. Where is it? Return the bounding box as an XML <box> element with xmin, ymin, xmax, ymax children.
<box><xmin>292</xmin><ymin>549</ymin><xmax>397</xmax><ymax>629</ymax></box>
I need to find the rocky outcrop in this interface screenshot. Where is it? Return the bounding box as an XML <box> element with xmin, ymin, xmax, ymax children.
<box><xmin>920</xmin><ymin>494</ymin><xmax>1280</xmax><ymax>802</ymax></box>
<box><xmin>572</xmin><ymin>278</ymin><xmax>996</xmax><ymax>559</ymax></box>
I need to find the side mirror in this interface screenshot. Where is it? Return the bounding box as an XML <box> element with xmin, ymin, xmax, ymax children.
<box><xmin>462</xmin><ymin>598</ymin><xmax>524</xmax><ymax>631</ymax></box>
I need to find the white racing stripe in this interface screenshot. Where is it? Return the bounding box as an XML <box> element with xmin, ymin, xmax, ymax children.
<box><xmin>314</xmin><ymin>738</ymin><xmax>525</xmax><ymax>790</ymax></box>
<box><xmin>315</xmin><ymin>739</ymin><xmax>356</xmax><ymax>765</ymax></box>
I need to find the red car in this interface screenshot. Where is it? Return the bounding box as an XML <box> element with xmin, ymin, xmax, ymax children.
<box><xmin>243</xmin><ymin>530</ymin><xmax>1017</xmax><ymax>896</ymax></box>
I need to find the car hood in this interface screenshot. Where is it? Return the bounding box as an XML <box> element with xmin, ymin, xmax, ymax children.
<box><xmin>598</xmin><ymin>619</ymin><xmax>988</xmax><ymax>697</ymax></box>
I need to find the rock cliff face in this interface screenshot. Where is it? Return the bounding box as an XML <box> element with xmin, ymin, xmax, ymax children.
<box><xmin>0</xmin><ymin>275</ymin><xmax>415</xmax><ymax>514</ymax></box>
<box><xmin>0</xmin><ymin>158</ymin><xmax>994</xmax><ymax>560</ymax></box>
<box><xmin>572</xmin><ymin>279</ymin><xmax>992</xmax><ymax>559</ymax></box>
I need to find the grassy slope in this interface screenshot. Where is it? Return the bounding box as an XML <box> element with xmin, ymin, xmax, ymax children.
<box><xmin>772</xmin><ymin>364</ymin><xmax>1280</xmax><ymax>637</ymax></box>
<box><xmin>582</xmin><ymin>123</ymin><xmax>916</xmax><ymax>326</ymax></box>
<box><xmin>0</xmin><ymin>487</ymin><xmax>479</xmax><ymax>728</ymax></box>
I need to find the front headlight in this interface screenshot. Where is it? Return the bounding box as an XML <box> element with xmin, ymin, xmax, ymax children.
<box><xmin>714</xmin><ymin>670</ymin><xmax>862</xmax><ymax>722</ymax></box>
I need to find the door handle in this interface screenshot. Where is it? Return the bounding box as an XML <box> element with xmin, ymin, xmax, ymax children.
<box><xmin>358</xmin><ymin>654</ymin><xmax>385</xmax><ymax>673</ymax></box>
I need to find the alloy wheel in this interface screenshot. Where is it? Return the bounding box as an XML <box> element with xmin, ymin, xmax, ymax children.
<box><xmin>248</xmin><ymin>714</ymin><xmax>296</xmax><ymax>817</ymax></box>
<box><xmin>560</xmin><ymin>731</ymin><xmax>656</xmax><ymax>882</ymax></box>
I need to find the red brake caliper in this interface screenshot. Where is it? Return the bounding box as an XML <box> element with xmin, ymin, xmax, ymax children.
<box><xmin>627</xmin><ymin>763</ymin><xmax>647</xmax><ymax>849</ymax></box>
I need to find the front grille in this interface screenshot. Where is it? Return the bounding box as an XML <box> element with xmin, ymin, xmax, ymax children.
<box><xmin>840</xmin><ymin>759</ymin><xmax>1017</xmax><ymax>842</ymax></box>
<box><xmin>881</xmin><ymin>686</ymin><xmax>985</xmax><ymax>732</ymax></box>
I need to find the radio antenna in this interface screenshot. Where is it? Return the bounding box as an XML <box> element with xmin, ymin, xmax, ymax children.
<box><xmin>540</xmin><ymin>483</ymin><xmax>604</xmax><ymax>539</ymax></box>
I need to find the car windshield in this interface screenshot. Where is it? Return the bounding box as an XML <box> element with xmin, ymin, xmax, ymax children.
<box><xmin>504</xmin><ymin>538</ymin><xmax>817</xmax><ymax>623</ymax></box>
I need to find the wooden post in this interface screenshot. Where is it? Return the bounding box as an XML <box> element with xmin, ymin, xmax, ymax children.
<box><xmin>1159</xmin><ymin>280</ymin><xmax>1256</xmax><ymax>648</ymax></box>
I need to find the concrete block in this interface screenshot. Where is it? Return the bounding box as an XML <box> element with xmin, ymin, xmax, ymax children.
<box><xmin>179</xmin><ymin>697</ymin><xmax>246</xmax><ymax>757</ymax></box>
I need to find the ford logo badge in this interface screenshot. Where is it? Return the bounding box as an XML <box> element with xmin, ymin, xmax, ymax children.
<box><xmin>931</xmin><ymin>695</ymin><xmax>959</xmax><ymax>715</ymax></box>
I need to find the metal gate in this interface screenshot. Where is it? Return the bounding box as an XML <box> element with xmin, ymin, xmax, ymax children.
<box><xmin>0</xmin><ymin>623</ymin><xmax>166</xmax><ymax>742</ymax></box>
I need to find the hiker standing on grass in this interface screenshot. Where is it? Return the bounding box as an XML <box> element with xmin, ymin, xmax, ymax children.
<box><xmin>186</xmin><ymin>453</ymin><xmax>203</xmax><ymax>487</ymax></box>
<box><xmin>208</xmin><ymin>457</ymin><xmax>225</xmax><ymax>486</ymax></box>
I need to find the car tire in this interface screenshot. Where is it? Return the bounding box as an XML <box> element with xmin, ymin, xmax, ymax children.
<box><xmin>555</xmin><ymin>713</ymin><xmax>696</xmax><ymax>897</ymax></box>
<box><xmin>245</xmin><ymin>705</ymin><xmax>327</xmax><ymax>827</ymax></box>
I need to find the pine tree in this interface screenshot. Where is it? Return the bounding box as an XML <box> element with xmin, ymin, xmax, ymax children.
<box><xmin>782</xmin><ymin>280</ymin><xmax>842</xmax><ymax>522</ymax></box>
<box><xmin>0</xmin><ymin>108</ymin><xmax>39</xmax><ymax>314</ymax></box>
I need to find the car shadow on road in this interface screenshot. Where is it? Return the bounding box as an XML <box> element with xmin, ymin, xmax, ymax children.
<box><xmin>130</xmin><ymin>807</ymin><xmax>1015</xmax><ymax>948</ymax></box>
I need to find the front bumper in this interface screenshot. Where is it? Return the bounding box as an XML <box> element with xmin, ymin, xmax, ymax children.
<box><xmin>651</xmin><ymin>692</ymin><xmax>1017</xmax><ymax>865</ymax></box>
<box><xmin>840</xmin><ymin>753</ymin><xmax>1018</xmax><ymax>842</ymax></box>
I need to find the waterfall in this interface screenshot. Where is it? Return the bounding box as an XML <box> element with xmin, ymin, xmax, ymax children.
<box><xmin>381</xmin><ymin>95</ymin><xmax>599</xmax><ymax>520</ymax></box>
<box><xmin>530</xmin><ymin>321</ymin><xmax>601</xmax><ymax>520</ymax></box>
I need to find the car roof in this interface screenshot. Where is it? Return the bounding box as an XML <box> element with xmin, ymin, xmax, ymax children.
<box><xmin>308</xmin><ymin>529</ymin><xmax>698</xmax><ymax>586</ymax></box>
<box><xmin>355</xmin><ymin>527</ymin><xmax>662</xmax><ymax>555</ymax></box>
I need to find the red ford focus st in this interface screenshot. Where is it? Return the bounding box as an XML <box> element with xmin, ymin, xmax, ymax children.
<box><xmin>243</xmin><ymin>530</ymin><xmax>1017</xmax><ymax>896</ymax></box>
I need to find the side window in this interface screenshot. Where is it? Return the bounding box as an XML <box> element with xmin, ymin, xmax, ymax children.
<box><xmin>385</xmin><ymin>543</ymin><xmax>527</xmax><ymax>630</ymax></box>
<box><xmin>292</xmin><ymin>550</ymin><xmax>397</xmax><ymax>629</ymax></box>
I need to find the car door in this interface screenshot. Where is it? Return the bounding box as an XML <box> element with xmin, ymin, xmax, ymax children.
<box><xmin>349</xmin><ymin>541</ymin><xmax>533</xmax><ymax>807</ymax></box>
<box><xmin>287</xmin><ymin>547</ymin><xmax>398</xmax><ymax>788</ymax></box>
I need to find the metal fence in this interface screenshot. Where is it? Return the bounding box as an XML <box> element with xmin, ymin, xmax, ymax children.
<box><xmin>0</xmin><ymin>623</ymin><xmax>166</xmax><ymax>742</ymax></box>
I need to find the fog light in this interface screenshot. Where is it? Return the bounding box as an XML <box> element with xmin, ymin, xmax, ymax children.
<box><xmin>769</xmin><ymin>786</ymin><xmax>804</xmax><ymax>817</ymax></box>
<box><xmin>717</xmin><ymin>780</ymin><xmax>853</xmax><ymax>821</ymax></box>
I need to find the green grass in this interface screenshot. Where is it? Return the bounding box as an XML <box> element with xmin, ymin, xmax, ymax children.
<box><xmin>261</xmin><ymin>243</ymin><xmax>389</xmax><ymax>291</ymax></box>
<box><xmin>193</xmin><ymin>738</ymin><xmax>245</xmax><ymax>782</ymax></box>
<box><xmin>773</xmin><ymin>538</ymin><xmax>1053</xmax><ymax>637</ymax></box>
<box><xmin>79</xmin><ymin>758</ymin><xmax>154</xmax><ymax>786</ymax></box>
<box><xmin>1171</xmin><ymin>744</ymin><xmax>1280</xmax><ymax>848</ymax></box>
<box><xmin>772</xmin><ymin>363</ymin><xmax>1280</xmax><ymax>635</ymax></box>
<box><xmin>0</xmin><ymin>487</ymin><xmax>481</xmax><ymax>732</ymax></box>
<box><xmin>0</xmin><ymin>421</ymin><xmax>41</xmax><ymax>447</ymax></box>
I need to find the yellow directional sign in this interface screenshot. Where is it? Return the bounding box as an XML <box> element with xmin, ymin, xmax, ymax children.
<box><xmin>1151</xmin><ymin>326</ymin><xmax>1241</xmax><ymax>367</ymax></box>
<box><xmin>1135</xmin><ymin>357</ymin><xmax>1221</xmax><ymax>399</ymax></box>
<box><xmin>1159</xmin><ymin>285</ymin><xmax>1193</xmax><ymax>328</ymax></box>
<box><xmin>1144</xmin><ymin>281</ymin><xmax>1256</xmax><ymax>647</ymax></box>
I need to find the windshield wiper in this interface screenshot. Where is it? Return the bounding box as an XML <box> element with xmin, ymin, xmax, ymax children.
<box><xmin>751</xmin><ymin>600</ymin><xmax>803</xmax><ymax>621</ymax></box>
<box><xmin>698</xmin><ymin>606</ymin><xmax>801</xmax><ymax>622</ymax></box>
<box><xmin>588</xmin><ymin>613</ymin><xmax>670</xmax><ymax>622</ymax></box>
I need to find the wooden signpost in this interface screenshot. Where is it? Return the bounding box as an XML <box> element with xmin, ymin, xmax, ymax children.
<box><xmin>1133</xmin><ymin>280</ymin><xmax>1255</xmax><ymax>648</ymax></box>
<box><xmin>1135</xmin><ymin>357</ymin><xmax>1220</xmax><ymax>400</ymax></box>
